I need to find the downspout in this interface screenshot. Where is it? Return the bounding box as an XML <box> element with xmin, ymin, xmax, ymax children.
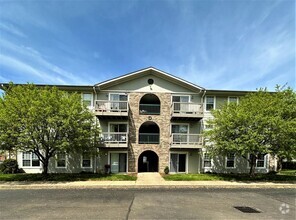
<box><xmin>200</xmin><ymin>89</ymin><xmax>207</xmax><ymax>173</ymax></box>
<box><xmin>93</xmin><ymin>86</ymin><xmax>98</xmax><ymax>173</ymax></box>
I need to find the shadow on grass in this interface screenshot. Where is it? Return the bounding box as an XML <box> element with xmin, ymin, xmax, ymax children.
<box><xmin>0</xmin><ymin>173</ymin><xmax>137</xmax><ymax>182</ymax></box>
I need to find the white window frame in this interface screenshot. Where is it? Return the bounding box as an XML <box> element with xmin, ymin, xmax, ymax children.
<box><xmin>247</xmin><ymin>154</ymin><xmax>267</xmax><ymax>169</ymax></box>
<box><xmin>228</xmin><ymin>96</ymin><xmax>239</xmax><ymax>104</ymax></box>
<box><xmin>22</xmin><ymin>152</ymin><xmax>41</xmax><ymax>168</ymax></box>
<box><xmin>107</xmin><ymin>151</ymin><xmax>128</xmax><ymax>173</ymax></box>
<box><xmin>171</xmin><ymin>95</ymin><xmax>191</xmax><ymax>104</ymax></box>
<box><xmin>56</xmin><ymin>152</ymin><xmax>67</xmax><ymax>168</ymax></box>
<box><xmin>225</xmin><ymin>153</ymin><xmax>236</xmax><ymax>168</ymax></box>
<box><xmin>81</xmin><ymin>153</ymin><xmax>92</xmax><ymax>168</ymax></box>
<box><xmin>81</xmin><ymin>93</ymin><xmax>93</xmax><ymax>108</ymax></box>
<box><xmin>169</xmin><ymin>151</ymin><xmax>188</xmax><ymax>174</ymax></box>
<box><xmin>203</xmin><ymin>152</ymin><xmax>212</xmax><ymax>168</ymax></box>
<box><xmin>108</xmin><ymin>93</ymin><xmax>128</xmax><ymax>101</ymax></box>
<box><xmin>205</xmin><ymin>96</ymin><xmax>216</xmax><ymax>111</ymax></box>
<box><xmin>108</xmin><ymin>122</ymin><xmax>129</xmax><ymax>133</ymax></box>
<box><xmin>170</xmin><ymin>123</ymin><xmax>190</xmax><ymax>135</ymax></box>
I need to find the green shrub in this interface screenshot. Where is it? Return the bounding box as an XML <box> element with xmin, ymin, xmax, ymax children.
<box><xmin>164</xmin><ymin>166</ymin><xmax>169</xmax><ymax>174</ymax></box>
<box><xmin>0</xmin><ymin>159</ymin><xmax>19</xmax><ymax>174</ymax></box>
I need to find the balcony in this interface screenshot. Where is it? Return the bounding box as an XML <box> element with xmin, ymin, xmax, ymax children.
<box><xmin>99</xmin><ymin>132</ymin><xmax>128</xmax><ymax>148</ymax></box>
<box><xmin>139</xmin><ymin>104</ymin><xmax>160</xmax><ymax>115</ymax></box>
<box><xmin>95</xmin><ymin>100</ymin><xmax>128</xmax><ymax>118</ymax></box>
<box><xmin>170</xmin><ymin>134</ymin><xmax>203</xmax><ymax>148</ymax></box>
<box><xmin>139</xmin><ymin>133</ymin><xmax>160</xmax><ymax>144</ymax></box>
<box><xmin>139</xmin><ymin>94</ymin><xmax>160</xmax><ymax>115</ymax></box>
<box><xmin>171</xmin><ymin>103</ymin><xmax>203</xmax><ymax>119</ymax></box>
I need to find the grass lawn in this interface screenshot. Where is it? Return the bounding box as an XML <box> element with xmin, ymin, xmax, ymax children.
<box><xmin>163</xmin><ymin>170</ymin><xmax>296</xmax><ymax>182</ymax></box>
<box><xmin>0</xmin><ymin>173</ymin><xmax>137</xmax><ymax>182</ymax></box>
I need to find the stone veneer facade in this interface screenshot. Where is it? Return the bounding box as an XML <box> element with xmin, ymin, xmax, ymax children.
<box><xmin>127</xmin><ymin>92</ymin><xmax>171</xmax><ymax>173</ymax></box>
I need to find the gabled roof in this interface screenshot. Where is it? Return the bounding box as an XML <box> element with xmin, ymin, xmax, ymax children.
<box><xmin>95</xmin><ymin>67</ymin><xmax>205</xmax><ymax>91</ymax></box>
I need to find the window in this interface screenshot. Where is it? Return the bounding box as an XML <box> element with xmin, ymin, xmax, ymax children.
<box><xmin>228</xmin><ymin>96</ymin><xmax>238</xmax><ymax>104</ymax></box>
<box><xmin>249</xmin><ymin>154</ymin><xmax>266</xmax><ymax>168</ymax></box>
<box><xmin>56</xmin><ymin>152</ymin><xmax>66</xmax><ymax>168</ymax></box>
<box><xmin>32</xmin><ymin>153</ymin><xmax>40</xmax><ymax>166</ymax></box>
<box><xmin>204</xmin><ymin>153</ymin><xmax>212</xmax><ymax>168</ymax></box>
<box><xmin>82</xmin><ymin>153</ymin><xmax>92</xmax><ymax>168</ymax></box>
<box><xmin>22</xmin><ymin>152</ymin><xmax>40</xmax><ymax>167</ymax></box>
<box><xmin>256</xmin><ymin>154</ymin><xmax>265</xmax><ymax>168</ymax></box>
<box><xmin>226</xmin><ymin>153</ymin><xmax>235</xmax><ymax>168</ymax></box>
<box><xmin>82</xmin><ymin>93</ymin><xmax>93</xmax><ymax>107</ymax></box>
<box><xmin>22</xmin><ymin>152</ymin><xmax>31</xmax><ymax>167</ymax></box>
<box><xmin>205</xmin><ymin>96</ymin><xmax>215</xmax><ymax>111</ymax></box>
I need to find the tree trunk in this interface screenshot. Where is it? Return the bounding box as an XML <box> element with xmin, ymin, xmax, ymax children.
<box><xmin>42</xmin><ymin>158</ymin><xmax>49</xmax><ymax>175</ymax></box>
<box><xmin>277</xmin><ymin>157</ymin><xmax>283</xmax><ymax>172</ymax></box>
<box><xmin>249</xmin><ymin>155</ymin><xmax>257</xmax><ymax>177</ymax></box>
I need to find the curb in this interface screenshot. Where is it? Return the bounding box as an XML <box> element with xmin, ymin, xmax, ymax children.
<box><xmin>0</xmin><ymin>182</ymin><xmax>295</xmax><ymax>190</ymax></box>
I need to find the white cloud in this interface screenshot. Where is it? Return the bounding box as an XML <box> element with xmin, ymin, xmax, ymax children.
<box><xmin>0</xmin><ymin>22</ymin><xmax>26</xmax><ymax>37</ymax></box>
<box><xmin>0</xmin><ymin>39</ymin><xmax>92</xmax><ymax>85</ymax></box>
<box><xmin>0</xmin><ymin>54</ymin><xmax>67</xmax><ymax>84</ymax></box>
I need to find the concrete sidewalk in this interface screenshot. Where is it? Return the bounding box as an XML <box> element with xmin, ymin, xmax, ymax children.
<box><xmin>0</xmin><ymin>173</ymin><xmax>295</xmax><ymax>189</ymax></box>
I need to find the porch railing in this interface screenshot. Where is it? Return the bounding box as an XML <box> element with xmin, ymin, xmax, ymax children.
<box><xmin>172</xmin><ymin>102</ymin><xmax>203</xmax><ymax>115</ymax></box>
<box><xmin>95</xmin><ymin>100</ymin><xmax>128</xmax><ymax>112</ymax></box>
<box><xmin>100</xmin><ymin>132</ymin><xmax>128</xmax><ymax>144</ymax></box>
<box><xmin>171</xmin><ymin>133</ymin><xmax>203</xmax><ymax>145</ymax></box>
<box><xmin>139</xmin><ymin>133</ymin><xmax>160</xmax><ymax>144</ymax></box>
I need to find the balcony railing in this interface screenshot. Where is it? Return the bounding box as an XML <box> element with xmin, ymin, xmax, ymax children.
<box><xmin>171</xmin><ymin>103</ymin><xmax>203</xmax><ymax>118</ymax></box>
<box><xmin>171</xmin><ymin>134</ymin><xmax>203</xmax><ymax>148</ymax></box>
<box><xmin>95</xmin><ymin>100</ymin><xmax>128</xmax><ymax>116</ymax></box>
<box><xmin>139</xmin><ymin>104</ymin><xmax>160</xmax><ymax>115</ymax></box>
<box><xmin>139</xmin><ymin>133</ymin><xmax>160</xmax><ymax>144</ymax></box>
<box><xmin>99</xmin><ymin>132</ymin><xmax>128</xmax><ymax>147</ymax></box>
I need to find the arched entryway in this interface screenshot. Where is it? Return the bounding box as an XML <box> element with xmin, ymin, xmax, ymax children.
<box><xmin>138</xmin><ymin>150</ymin><xmax>159</xmax><ymax>172</ymax></box>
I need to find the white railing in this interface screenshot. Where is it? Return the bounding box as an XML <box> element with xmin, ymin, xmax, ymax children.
<box><xmin>172</xmin><ymin>103</ymin><xmax>203</xmax><ymax>115</ymax></box>
<box><xmin>95</xmin><ymin>100</ymin><xmax>128</xmax><ymax>113</ymax></box>
<box><xmin>100</xmin><ymin>132</ymin><xmax>128</xmax><ymax>144</ymax></box>
<box><xmin>171</xmin><ymin>134</ymin><xmax>203</xmax><ymax>145</ymax></box>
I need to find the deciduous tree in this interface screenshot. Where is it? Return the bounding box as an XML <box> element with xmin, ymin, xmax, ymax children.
<box><xmin>204</xmin><ymin>87</ymin><xmax>296</xmax><ymax>176</ymax></box>
<box><xmin>0</xmin><ymin>84</ymin><xmax>100</xmax><ymax>174</ymax></box>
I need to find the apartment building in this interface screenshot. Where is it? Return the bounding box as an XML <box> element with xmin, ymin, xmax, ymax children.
<box><xmin>6</xmin><ymin>67</ymin><xmax>274</xmax><ymax>173</ymax></box>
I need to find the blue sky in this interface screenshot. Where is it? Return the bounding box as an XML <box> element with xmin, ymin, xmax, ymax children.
<box><xmin>0</xmin><ymin>0</ymin><xmax>295</xmax><ymax>91</ymax></box>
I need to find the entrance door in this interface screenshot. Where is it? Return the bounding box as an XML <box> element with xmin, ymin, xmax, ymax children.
<box><xmin>110</xmin><ymin>153</ymin><xmax>127</xmax><ymax>173</ymax></box>
<box><xmin>172</xmin><ymin>96</ymin><xmax>190</xmax><ymax>112</ymax></box>
<box><xmin>138</xmin><ymin>150</ymin><xmax>159</xmax><ymax>172</ymax></box>
<box><xmin>110</xmin><ymin>94</ymin><xmax>128</xmax><ymax>111</ymax></box>
<box><xmin>170</xmin><ymin>153</ymin><xmax>187</xmax><ymax>173</ymax></box>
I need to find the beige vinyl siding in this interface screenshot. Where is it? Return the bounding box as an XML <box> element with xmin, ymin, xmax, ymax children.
<box><xmin>104</xmin><ymin>74</ymin><xmax>199</xmax><ymax>93</ymax></box>
<box><xmin>188</xmin><ymin>150</ymin><xmax>200</xmax><ymax>173</ymax></box>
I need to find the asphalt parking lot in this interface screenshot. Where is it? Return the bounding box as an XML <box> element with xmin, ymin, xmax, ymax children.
<box><xmin>0</xmin><ymin>188</ymin><xmax>295</xmax><ymax>219</ymax></box>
